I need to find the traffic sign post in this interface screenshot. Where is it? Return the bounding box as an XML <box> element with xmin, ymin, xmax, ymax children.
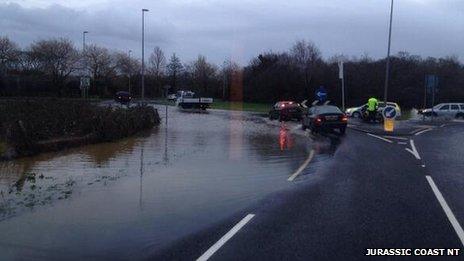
<box><xmin>383</xmin><ymin>105</ymin><xmax>397</xmax><ymax>132</ymax></box>
<box><xmin>80</xmin><ymin>76</ymin><xmax>90</xmax><ymax>99</ymax></box>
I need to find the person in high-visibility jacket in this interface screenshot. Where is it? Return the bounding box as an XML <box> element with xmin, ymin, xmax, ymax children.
<box><xmin>367</xmin><ymin>97</ymin><xmax>378</xmax><ymax>122</ymax></box>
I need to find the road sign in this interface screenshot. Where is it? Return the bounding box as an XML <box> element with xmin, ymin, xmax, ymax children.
<box><xmin>80</xmin><ymin>76</ymin><xmax>90</xmax><ymax>90</ymax></box>
<box><xmin>382</xmin><ymin>106</ymin><xmax>397</xmax><ymax>119</ymax></box>
<box><xmin>425</xmin><ymin>75</ymin><xmax>439</xmax><ymax>94</ymax></box>
<box><xmin>338</xmin><ymin>61</ymin><xmax>344</xmax><ymax>79</ymax></box>
<box><xmin>315</xmin><ymin>86</ymin><xmax>327</xmax><ymax>102</ymax></box>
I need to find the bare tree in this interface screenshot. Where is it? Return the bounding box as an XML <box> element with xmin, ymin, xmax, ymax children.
<box><xmin>290</xmin><ymin>40</ymin><xmax>322</xmax><ymax>90</ymax></box>
<box><xmin>190</xmin><ymin>55</ymin><xmax>217</xmax><ymax>95</ymax></box>
<box><xmin>84</xmin><ymin>44</ymin><xmax>117</xmax><ymax>96</ymax></box>
<box><xmin>148</xmin><ymin>46</ymin><xmax>166</xmax><ymax>96</ymax></box>
<box><xmin>0</xmin><ymin>36</ymin><xmax>20</xmax><ymax>74</ymax></box>
<box><xmin>29</xmin><ymin>38</ymin><xmax>79</xmax><ymax>94</ymax></box>
<box><xmin>167</xmin><ymin>53</ymin><xmax>183</xmax><ymax>90</ymax></box>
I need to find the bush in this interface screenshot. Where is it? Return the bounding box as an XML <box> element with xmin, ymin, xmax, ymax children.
<box><xmin>0</xmin><ymin>98</ymin><xmax>160</xmax><ymax>157</ymax></box>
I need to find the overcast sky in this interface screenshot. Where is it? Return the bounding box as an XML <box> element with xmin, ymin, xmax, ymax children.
<box><xmin>1</xmin><ymin>0</ymin><xmax>463</xmax><ymax>65</ymax></box>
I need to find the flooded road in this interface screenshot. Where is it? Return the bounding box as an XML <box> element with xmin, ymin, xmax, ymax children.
<box><xmin>0</xmin><ymin>106</ymin><xmax>323</xmax><ymax>259</ymax></box>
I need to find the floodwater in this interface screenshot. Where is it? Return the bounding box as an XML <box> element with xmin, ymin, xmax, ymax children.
<box><xmin>0</xmin><ymin>105</ymin><xmax>319</xmax><ymax>260</ymax></box>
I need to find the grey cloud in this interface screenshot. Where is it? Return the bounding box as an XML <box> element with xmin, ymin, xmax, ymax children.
<box><xmin>0</xmin><ymin>0</ymin><xmax>463</xmax><ymax>65</ymax></box>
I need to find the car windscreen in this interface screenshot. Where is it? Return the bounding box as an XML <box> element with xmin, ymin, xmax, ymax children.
<box><xmin>316</xmin><ymin>106</ymin><xmax>342</xmax><ymax>114</ymax></box>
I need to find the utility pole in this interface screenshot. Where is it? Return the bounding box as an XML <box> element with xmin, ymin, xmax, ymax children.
<box><xmin>128</xmin><ymin>50</ymin><xmax>132</xmax><ymax>94</ymax></box>
<box><xmin>82</xmin><ymin>31</ymin><xmax>89</xmax><ymax>99</ymax></box>
<box><xmin>383</xmin><ymin>0</ymin><xmax>394</xmax><ymax>105</ymax></box>
<box><xmin>141</xmin><ymin>9</ymin><xmax>149</xmax><ymax>102</ymax></box>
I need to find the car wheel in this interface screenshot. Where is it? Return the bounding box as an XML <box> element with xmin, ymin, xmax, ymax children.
<box><xmin>302</xmin><ymin>123</ymin><xmax>307</xmax><ymax>131</ymax></box>
<box><xmin>352</xmin><ymin>112</ymin><xmax>361</xmax><ymax>118</ymax></box>
<box><xmin>455</xmin><ymin>113</ymin><xmax>464</xmax><ymax>119</ymax></box>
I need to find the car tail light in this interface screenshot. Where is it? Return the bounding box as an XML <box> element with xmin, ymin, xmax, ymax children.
<box><xmin>341</xmin><ymin>115</ymin><xmax>348</xmax><ymax>122</ymax></box>
<box><xmin>315</xmin><ymin>116</ymin><xmax>323</xmax><ymax>125</ymax></box>
<box><xmin>281</xmin><ymin>104</ymin><xmax>286</xmax><ymax>108</ymax></box>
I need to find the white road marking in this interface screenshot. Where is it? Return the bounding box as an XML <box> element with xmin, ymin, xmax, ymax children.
<box><xmin>288</xmin><ymin>149</ymin><xmax>315</xmax><ymax>181</ymax></box>
<box><xmin>440</xmin><ymin>123</ymin><xmax>447</xmax><ymax>127</ymax></box>
<box><xmin>366</xmin><ymin>133</ymin><xmax>393</xmax><ymax>143</ymax></box>
<box><xmin>398</xmin><ymin>142</ymin><xmax>407</xmax><ymax>145</ymax></box>
<box><xmin>291</xmin><ymin>125</ymin><xmax>301</xmax><ymax>132</ymax></box>
<box><xmin>425</xmin><ymin>176</ymin><xmax>464</xmax><ymax>247</ymax></box>
<box><xmin>405</xmin><ymin>139</ymin><xmax>421</xmax><ymax>160</ymax></box>
<box><xmin>384</xmin><ymin>135</ymin><xmax>408</xmax><ymax>140</ymax></box>
<box><xmin>415</xmin><ymin>128</ymin><xmax>433</xmax><ymax>136</ymax></box>
<box><xmin>421</xmin><ymin>164</ymin><xmax>426</xmax><ymax>168</ymax></box>
<box><xmin>197</xmin><ymin>214</ymin><xmax>255</xmax><ymax>261</ymax></box>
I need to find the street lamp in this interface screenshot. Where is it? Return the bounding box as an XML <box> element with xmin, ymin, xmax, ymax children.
<box><xmin>82</xmin><ymin>31</ymin><xmax>89</xmax><ymax>98</ymax></box>
<box><xmin>141</xmin><ymin>8</ymin><xmax>149</xmax><ymax>101</ymax></box>
<box><xmin>128</xmin><ymin>50</ymin><xmax>132</xmax><ymax>94</ymax></box>
<box><xmin>383</xmin><ymin>0</ymin><xmax>394</xmax><ymax>105</ymax></box>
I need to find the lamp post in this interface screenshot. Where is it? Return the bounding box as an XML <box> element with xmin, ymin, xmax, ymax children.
<box><xmin>141</xmin><ymin>9</ymin><xmax>149</xmax><ymax>102</ymax></box>
<box><xmin>128</xmin><ymin>50</ymin><xmax>132</xmax><ymax>94</ymax></box>
<box><xmin>383</xmin><ymin>0</ymin><xmax>394</xmax><ymax>105</ymax></box>
<box><xmin>82</xmin><ymin>31</ymin><xmax>89</xmax><ymax>98</ymax></box>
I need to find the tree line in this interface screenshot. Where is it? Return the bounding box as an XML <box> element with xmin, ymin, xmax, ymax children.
<box><xmin>1</xmin><ymin>36</ymin><xmax>463</xmax><ymax>108</ymax></box>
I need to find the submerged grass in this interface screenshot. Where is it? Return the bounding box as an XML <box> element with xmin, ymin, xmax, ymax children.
<box><xmin>0</xmin><ymin>98</ymin><xmax>160</xmax><ymax>158</ymax></box>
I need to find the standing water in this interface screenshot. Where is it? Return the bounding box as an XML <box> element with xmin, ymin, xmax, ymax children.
<box><xmin>0</xmin><ymin>106</ymin><xmax>313</xmax><ymax>259</ymax></box>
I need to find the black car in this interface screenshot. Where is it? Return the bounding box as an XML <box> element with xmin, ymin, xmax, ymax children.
<box><xmin>269</xmin><ymin>101</ymin><xmax>303</xmax><ymax>121</ymax></box>
<box><xmin>301</xmin><ymin>105</ymin><xmax>348</xmax><ymax>135</ymax></box>
<box><xmin>115</xmin><ymin>91</ymin><xmax>132</xmax><ymax>104</ymax></box>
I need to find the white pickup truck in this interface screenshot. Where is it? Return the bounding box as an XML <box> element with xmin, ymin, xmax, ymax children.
<box><xmin>175</xmin><ymin>90</ymin><xmax>213</xmax><ymax>110</ymax></box>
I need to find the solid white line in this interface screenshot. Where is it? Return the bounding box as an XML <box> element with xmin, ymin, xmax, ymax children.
<box><xmin>366</xmin><ymin>133</ymin><xmax>393</xmax><ymax>143</ymax></box>
<box><xmin>425</xmin><ymin>176</ymin><xmax>464</xmax><ymax>247</ymax></box>
<box><xmin>197</xmin><ymin>214</ymin><xmax>255</xmax><ymax>261</ymax></box>
<box><xmin>415</xmin><ymin>128</ymin><xmax>432</xmax><ymax>136</ymax></box>
<box><xmin>288</xmin><ymin>150</ymin><xmax>315</xmax><ymax>181</ymax></box>
<box><xmin>384</xmin><ymin>135</ymin><xmax>408</xmax><ymax>140</ymax></box>
<box><xmin>405</xmin><ymin>139</ymin><xmax>421</xmax><ymax>160</ymax></box>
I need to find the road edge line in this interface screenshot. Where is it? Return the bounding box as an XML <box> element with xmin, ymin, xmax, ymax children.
<box><xmin>425</xmin><ymin>176</ymin><xmax>464</xmax><ymax>247</ymax></box>
<box><xmin>288</xmin><ymin>149</ymin><xmax>315</xmax><ymax>181</ymax></box>
<box><xmin>197</xmin><ymin>214</ymin><xmax>255</xmax><ymax>261</ymax></box>
<box><xmin>414</xmin><ymin>128</ymin><xmax>433</xmax><ymax>136</ymax></box>
<box><xmin>366</xmin><ymin>133</ymin><xmax>393</xmax><ymax>143</ymax></box>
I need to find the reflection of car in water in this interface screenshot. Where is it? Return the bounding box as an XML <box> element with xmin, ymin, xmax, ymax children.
<box><xmin>279</xmin><ymin>124</ymin><xmax>293</xmax><ymax>151</ymax></box>
<box><xmin>302</xmin><ymin>105</ymin><xmax>348</xmax><ymax>135</ymax></box>
<box><xmin>346</xmin><ymin>102</ymin><xmax>401</xmax><ymax>119</ymax></box>
<box><xmin>269</xmin><ymin>101</ymin><xmax>303</xmax><ymax>121</ymax></box>
<box><xmin>175</xmin><ymin>90</ymin><xmax>213</xmax><ymax>110</ymax></box>
<box><xmin>115</xmin><ymin>91</ymin><xmax>132</xmax><ymax>104</ymax></box>
<box><xmin>419</xmin><ymin>103</ymin><xmax>464</xmax><ymax>118</ymax></box>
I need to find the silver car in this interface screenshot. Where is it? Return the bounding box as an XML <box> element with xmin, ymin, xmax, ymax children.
<box><xmin>420</xmin><ymin>103</ymin><xmax>464</xmax><ymax>118</ymax></box>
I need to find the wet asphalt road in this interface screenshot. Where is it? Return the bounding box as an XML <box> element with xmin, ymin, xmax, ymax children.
<box><xmin>1</xmin><ymin>105</ymin><xmax>464</xmax><ymax>260</ymax></box>
<box><xmin>152</xmin><ymin>121</ymin><xmax>464</xmax><ymax>260</ymax></box>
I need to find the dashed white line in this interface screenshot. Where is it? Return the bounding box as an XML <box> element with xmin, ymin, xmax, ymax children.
<box><xmin>415</xmin><ymin>128</ymin><xmax>433</xmax><ymax>136</ymax></box>
<box><xmin>288</xmin><ymin>149</ymin><xmax>315</xmax><ymax>181</ymax></box>
<box><xmin>197</xmin><ymin>214</ymin><xmax>255</xmax><ymax>261</ymax></box>
<box><xmin>425</xmin><ymin>176</ymin><xmax>464</xmax><ymax>247</ymax></box>
<box><xmin>405</xmin><ymin>139</ymin><xmax>421</xmax><ymax>160</ymax></box>
<box><xmin>366</xmin><ymin>133</ymin><xmax>393</xmax><ymax>143</ymax></box>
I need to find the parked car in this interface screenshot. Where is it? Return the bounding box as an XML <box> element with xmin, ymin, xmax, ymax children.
<box><xmin>167</xmin><ymin>93</ymin><xmax>177</xmax><ymax>101</ymax></box>
<box><xmin>115</xmin><ymin>91</ymin><xmax>132</xmax><ymax>104</ymax></box>
<box><xmin>346</xmin><ymin>102</ymin><xmax>401</xmax><ymax>119</ymax></box>
<box><xmin>269</xmin><ymin>101</ymin><xmax>303</xmax><ymax>121</ymax></box>
<box><xmin>419</xmin><ymin>103</ymin><xmax>464</xmax><ymax>118</ymax></box>
<box><xmin>302</xmin><ymin>105</ymin><xmax>348</xmax><ymax>135</ymax></box>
